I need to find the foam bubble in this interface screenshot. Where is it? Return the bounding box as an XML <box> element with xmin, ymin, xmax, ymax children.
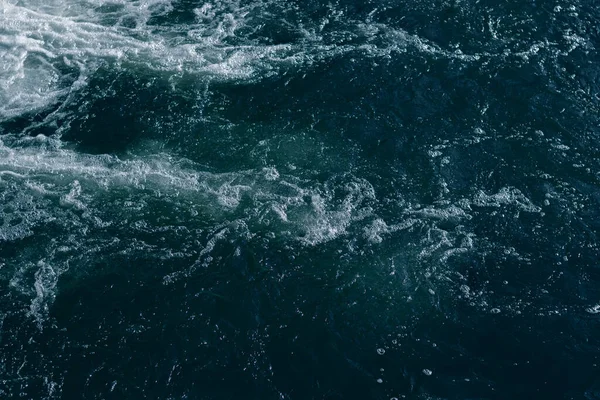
<box><xmin>473</xmin><ymin>187</ymin><xmax>541</xmax><ymax>213</ymax></box>
<box><xmin>363</xmin><ymin>218</ymin><xmax>418</xmax><ymax>244</ymax></box>
<box><xmin>586</xmin><ymin>304</ymin><xmax>600</xmax><ymax>314</ymax></box>
<box><xmin>0</xmin><ymin>177</ymin><xmax>55</xmax><ymax>242</ymax></box>
<box><xmin>29</xmin><ymin>261</ymin><xmax>59</xmax><ymax>327</ymax></box>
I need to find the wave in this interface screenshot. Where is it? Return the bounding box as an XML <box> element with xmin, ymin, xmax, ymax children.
<box><xmin>4</xmin><ymin>0</ymin><xmax>579</xmax><ymax>123</ymax></box>
<box><xmin>0</xmin><ymin>131</ymin><xmax>546</xmax><ymax>327</ymax></box>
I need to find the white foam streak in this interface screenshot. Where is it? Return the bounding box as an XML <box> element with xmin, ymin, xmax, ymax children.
<box><xmin>1</xmin><ymin>0</ymin><xmax>531</xmax><ymax>120</ymax></box>
<box><xmin>473</xmin><ymin>187</ymin><xmax>541</xmax><ymax>213</ymax></box>
<box><xmin>0</xmin><ymin>136</ymin><xmax>240</xmax><ymax>210</ymax></box>
<box><xmin>0</xmin><ymin>1</ymin><xmax>290</xmax><ymax>117</ymax></box>
<box><xmin>0</xmin><ymin>136</ymin><xmax>378</xmax><ymax>247</ymax></box>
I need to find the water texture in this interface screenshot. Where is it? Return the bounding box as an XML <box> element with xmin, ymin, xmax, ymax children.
<box><xmin>1</xmin><ymin>0</ymin><xmax>599</xmax><ymax>398</ymax></box>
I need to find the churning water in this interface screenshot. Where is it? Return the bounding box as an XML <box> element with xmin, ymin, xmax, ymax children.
<box><xmin>1</xmin><ymin>0</ymin><xmax>599</xmax><ymax>398</ymax></box>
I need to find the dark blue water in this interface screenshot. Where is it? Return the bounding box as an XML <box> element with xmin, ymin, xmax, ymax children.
<box><xmin>1</xmin><ymin>0</ymin><xmax>600</xmax><ymax>398</ymax></box>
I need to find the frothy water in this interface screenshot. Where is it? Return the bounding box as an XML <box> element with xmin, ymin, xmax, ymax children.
<box><xmin>5</xmin><ymin>0</ymin><xmax>588</xmax><ymax>121</ymax></box>
<box><xmin>0</xmin><ymin>131</ymin><xmax>549</xmax><ymax>327</ymax></box>
<box><xmin>1</xmin><ymin>0</ymin><xmax>599</xmax><ymax>398</ymax></box>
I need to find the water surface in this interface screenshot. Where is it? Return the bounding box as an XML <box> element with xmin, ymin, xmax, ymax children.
<box><xmin>1</xmin><ymin>0</ymin><xmax>600</xmax><ymax>398</ymax></box>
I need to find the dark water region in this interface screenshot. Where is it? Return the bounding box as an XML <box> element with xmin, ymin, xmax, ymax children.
<box><xmin>1</xmin><ymin>0</ymin><xmax>600</xmax><ymax>399</ymax></box>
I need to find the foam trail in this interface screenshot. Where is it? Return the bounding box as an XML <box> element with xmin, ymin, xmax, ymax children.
<box><xmin>1</xmin><ymin>0</ymin><xmax>515</xmax><ymax>120</ymax></box>
<box><xmin>0</xmin><ymin>135</ymin><xmax>227</xmax><ymax>196</ymax></box>
<box><xmin>0</xmin><ymin>135</ymin><xmax>378</xmax><ymax>247</ymax></box>
<box><xmin>0</xmin><ymin>0</ymin><xmax>290</xmax><ymax>118</ymax></box>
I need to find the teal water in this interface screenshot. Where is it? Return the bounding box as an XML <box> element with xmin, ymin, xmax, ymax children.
<box><xmin>1</xmin><ymin>0</ymin><xmax>600</xmax><ymax>398</ymax></box>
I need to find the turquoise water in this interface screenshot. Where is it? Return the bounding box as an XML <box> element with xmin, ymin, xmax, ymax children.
<box><xmin>1</xmin><ymin>0</ymin><xmax>599</xmax><ymax>398</ymax></box>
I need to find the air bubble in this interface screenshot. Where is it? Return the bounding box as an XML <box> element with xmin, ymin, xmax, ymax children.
<box><xmin>586</xmin><ymin>305</ymin><xmax>600</xmax><ymax>314</ymax></box>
